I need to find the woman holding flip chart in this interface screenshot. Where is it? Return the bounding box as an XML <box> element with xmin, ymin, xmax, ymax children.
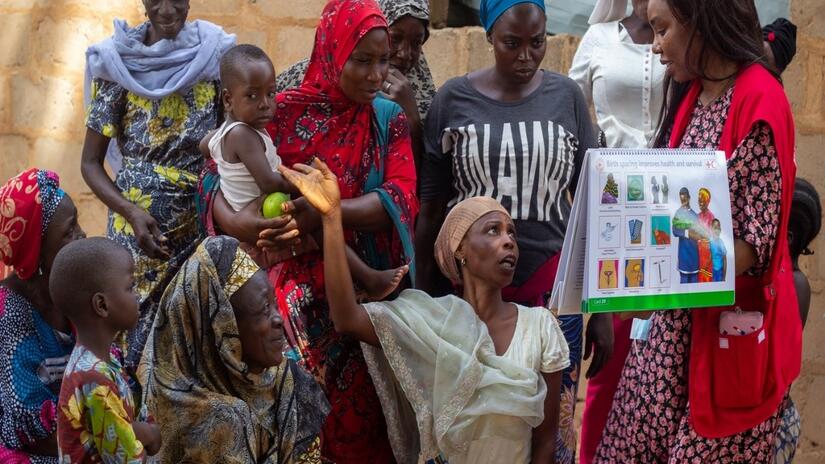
<box><xmin>595</xmin><ymin>0</ymin><xmax>800</xmax><ymax>462</ymax></box>
<box><xmin>568</xmin><ymin>0</ymin><xmax>666</xmax><ymax>460</ymax></box>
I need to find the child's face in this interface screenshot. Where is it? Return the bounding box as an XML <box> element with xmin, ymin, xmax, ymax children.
<box><xmin>713</xmin><ymin>222</ymin><xmax>721</xmax><ymax>236</ymax></box>
<box><xmin>105</xmin><ymin>253</ymin><xmax>140</xmax><ymax>332</ymax></box>
<box><xmin>224</xmin><ymin>60</ymin><xmax>277</xmax><ymax>130</ymax></box>
<box><xmin>230</xmin><ymin>271</ymin><xmax>285</xmax><ymax>372</ymax></box>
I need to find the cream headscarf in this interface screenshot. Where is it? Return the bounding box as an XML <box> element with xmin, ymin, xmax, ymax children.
<box><xmin>434</xmin><ymin>196</ymin><xmax>510</xmax><ymax>284</ymax></box>
<box><xmin>588</xmin><ymin>0</ymin><xmax>628</xmax><ymax>24</ymax></box>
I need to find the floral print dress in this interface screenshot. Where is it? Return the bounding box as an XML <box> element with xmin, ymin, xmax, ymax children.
<box><xmin>595</xmin><ymin>86</ymin><xmax>784</xmax><ymax>463</ymax></box>
<box><xmin>57</xmin><ymin>346</ymin><xmax>145</xmax><ymax>463</ymax></box>
<box><xmin>86</xmin><ymin>78</ymin><xmax>221</xmax><ymax>368</ymax></box>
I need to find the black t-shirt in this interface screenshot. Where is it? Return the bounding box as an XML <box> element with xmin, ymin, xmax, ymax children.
<box><xmin>421</xmin><ymin>71</ymin><xmax>596</xmax><ymax>286</ymax></box>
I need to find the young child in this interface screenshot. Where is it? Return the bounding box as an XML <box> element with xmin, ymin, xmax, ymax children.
<box><xmin>50</xmin><ymin>237</ymin><xmax>161</xmax><ymax>462</ymax></box>
<box><xmin>788</xmin><ymin>177</ymin><xmax>821</xmax><ymax>327</ymax></box>
<box><xmin>709</xmin><ymin>218</ymin><xmax>726</xmax><ymax>282</ymax></box>
<box><xmin>202</xmin><ymin>44</ymin><xmax>404</xmax><ymax>300</ymax></box>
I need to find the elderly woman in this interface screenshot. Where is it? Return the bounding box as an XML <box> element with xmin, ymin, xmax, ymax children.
<box><xmin>281</xmin><ymin>158</ymin><xmax>570</xmax><ymax>464</ymax></box>
<box><xmin>80</xmin><ymin>0</ymin><xmax>235</xmax><ymax>368</ymax></box>
<box><xmin>0</xmin><ymin>169</ymin><xmax>86</xmax><ymax>463</ymax></box>
<box><xmin>198</xmin><ymin>1</ymin><xmax>418</xmax><ymax>461</ymax></box>
<box><xmin>139</xmin><ymin>235</ymin><xmax>328</xmax><ymax>463</ymax></box>
<box><xmin>415</xmin><ymin>1</ymin><xmax>608</xmax><ymax>460</ymax></box>
<box><xmin>596</xmin><ymin>0</ymin><xmax>800</xmax><ymax>462</ymax></box>
<box><xmin>276</xmin><ymin>0</ymin><xmax>436</xmax><ymax>168</ymax></box>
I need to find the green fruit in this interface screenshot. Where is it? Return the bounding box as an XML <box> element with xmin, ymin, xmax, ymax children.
<box><xmin>262</xmin><ymin>192</ymin><xmax>290</xmax><ymax>218</ymax></box>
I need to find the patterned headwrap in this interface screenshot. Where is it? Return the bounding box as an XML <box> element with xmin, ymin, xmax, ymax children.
<box><xmin>140</xmin><ymin>235</ymin><xmax>329</xmax><ymax>463</ymax></box>
<box><xmin>379</xmin><ymin>0</ymin><xmax>430</xmax><ymax>40</ymax></box>
<box><xmin>0</xmin><ymin>168</ymin><xmax>66</xmax><ymax>279</ymax></box>
<box><xmin>434</xmin><ymin>196</ymin><xmax>510</xmax><ymax>284</ymax></box>
<box><xmin>698</xmin><ymin>187</ymin><xmax>711</xmax><ymax>203</ymax></box>
<box><xmin>479</xmin><ymin>0</ymin><xmax>546</xmax><ymax>32</ymax></box>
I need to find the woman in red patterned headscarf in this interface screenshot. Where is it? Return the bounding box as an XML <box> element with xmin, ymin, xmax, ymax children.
<box><xmin>269</xmin><ymin>4</ymin><xmax>417</xmax><ymax>462</ymax></box>
<box><xmin>199</xmin><ymin>1</ymin><xmax>418</xmax><ymax>462</ymax></box>
<box><xmin>0</xmin><ymin>169</ymin><xmax>86</xmax><ymax>463</ymax></box>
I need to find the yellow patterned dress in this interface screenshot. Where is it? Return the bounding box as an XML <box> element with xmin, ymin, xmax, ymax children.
<box><xmin>86</xmin><ymin>78</ymin><xmax>221</xmax><ymax>368</ymax></box>
<box><xmin>57</xmin><ymin>346</ymin><xmax>146</xmax><ymax>463</ymax></box>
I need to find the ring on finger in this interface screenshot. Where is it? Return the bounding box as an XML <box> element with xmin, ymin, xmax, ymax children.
<box><xmin>383</xmin><ymin>82</ymin><xmax>392</xmax><ymax>92</ymax></box>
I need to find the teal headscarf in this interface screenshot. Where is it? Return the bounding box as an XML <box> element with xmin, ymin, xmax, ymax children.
<box><xmin>479</xmin><ymin>0</ymin><xmax>546</xmax><ymax>31</ymax></box>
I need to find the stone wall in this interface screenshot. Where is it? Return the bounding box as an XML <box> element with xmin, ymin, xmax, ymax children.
<box><xmin>779</xmin><ymin>0</ymin><xmax>825</xmax><ymax>462</ymax></box>
<box><xmin>0</xmin><ymin>0</ymin><xmax>823</xmax><ymax>461</ymax></box>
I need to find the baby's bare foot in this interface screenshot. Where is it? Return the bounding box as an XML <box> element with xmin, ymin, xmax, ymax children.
<box><xmin>361</xmin><ymin>265</ymin><xmax>409</xmax><ymax>301</ymax></box>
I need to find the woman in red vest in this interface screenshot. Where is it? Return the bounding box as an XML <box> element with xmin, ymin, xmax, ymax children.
<box><xmin>595</xmin><ymin>0</ymin><xmax>801</xmax><ymax>462</ymax></box>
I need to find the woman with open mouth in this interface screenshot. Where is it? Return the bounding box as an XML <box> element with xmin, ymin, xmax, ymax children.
<box><xmin>280</xmin><ymin>158</ymin><xmax>570</xmax><ymax>464</ymax></box>
<box><xmin>415</xmin><ymin>1</ymin><xmax>608</xmax><ymax>461</ymax></box>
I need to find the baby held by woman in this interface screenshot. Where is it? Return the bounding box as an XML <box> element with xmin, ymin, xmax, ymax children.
<box><xmin>202</xmin><ymin>44</ymin><xmax>405</xmax><ymax>300</ymax></box>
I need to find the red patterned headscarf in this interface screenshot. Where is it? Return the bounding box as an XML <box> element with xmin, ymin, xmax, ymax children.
<box><xmin>0</xmin><ymin>169</ymin><xmax>66</xmax><ymax>280</ymax></box>
<box><xmin>270</xmin><ymin>0</ymin><xmax>387</xmax><ymax>174</ymax></box>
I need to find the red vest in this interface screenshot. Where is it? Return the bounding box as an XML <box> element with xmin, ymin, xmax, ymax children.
<box><xmin>669</xmin><ymin>64</ymin><xmax>801</xmax><ymax>438</ymax></box>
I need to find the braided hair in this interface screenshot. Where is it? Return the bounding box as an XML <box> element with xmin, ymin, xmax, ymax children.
<box><xmin>789</xmin><ymin>178</ymin><xmax>822</xmax><ymax>259</ymax></box>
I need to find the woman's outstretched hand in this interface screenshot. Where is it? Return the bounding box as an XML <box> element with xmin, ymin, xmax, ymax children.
<box><xmin>278</xmin><ymin>159</ymin><xmax>340</xmax><ymax>216</ymax></box>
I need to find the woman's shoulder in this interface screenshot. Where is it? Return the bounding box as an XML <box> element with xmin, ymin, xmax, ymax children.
<box><xmin>581</xmin><ymin>21</ymin><xmax>616</xmax><ymax>45</ymax></box>
<box><xmin>375</xmin><ymin>289</ymin><xmax>468</xmax><ymax>315</ymax></box>
<box><xmin>373</xmin><ymin>97</ymin><xmax>403</xmax><ymax>118</ymax></box>
<box><xmin>514</xmin><ymin>305</ymin><xmax>570</xmax><ymax>371</ymax></box>
<box><xmin>0</xmin><ymin>284</ymin><xmax>30</xmax><ymax>316</ymax></box>
<box><xmin>90</xmin><ymin>77</ymin><xmax>127</xmax><ymax>97</ymax></box>
<box><xmin>432</xmin><ymin>75</ymin><xmax>472</xmax><ymax>100</ymax></box>
<box><xmin>276</xmin><ymin>59</ymin><xmax>310</xmax><ymax>93</ymax></box>
<box><xmin>735</xmin><ymin>65</ymin><xmax>790</xmax><ymax>104</ymax></box>
<box><xmin>395</xmin><ymin>288</ymin><xmax>459</xmax><ymax>305</ymax></box>
<box><xmin>514</xmin><ymin>304</ymin><xmax>555</xmax><ymax>320</ymax></box>
<box><xmin>540</xmin><ymin>70</ymin><xmax>587</xmax><ymax>97</ymax></box>
<box><xmin>0</xmin><ymin>285</ymin><xmax>35</xmax><ymax>341</ymax></box>
<box><xmin>731</xmin><ymin>65</ymin><xmax>794</xmax><ymax>138</ymax></box>
<box><xmin>514</xmin><ymin>305</ymin><xmax>564</xmax><ymax>334</ymax></box>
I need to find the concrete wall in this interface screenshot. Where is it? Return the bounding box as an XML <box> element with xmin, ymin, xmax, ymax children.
<box><xmin>0</xmin><ymin>0</ymin><xmax>822</xmax><ymax>461</ymax></box>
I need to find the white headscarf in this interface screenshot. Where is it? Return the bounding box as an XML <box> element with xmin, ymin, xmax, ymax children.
<box><xmin>588</xmin><ymin>0</ymin><xmax>628</xmax><ymax>24</ymax></box>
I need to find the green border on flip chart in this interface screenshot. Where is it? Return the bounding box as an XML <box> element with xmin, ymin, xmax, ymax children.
<box><xmin>584</xmin><ymin>290</ymin><xmax>736</xmax><ymax>313</ymax></box>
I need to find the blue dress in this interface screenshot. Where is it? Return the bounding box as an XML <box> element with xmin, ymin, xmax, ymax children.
<box><xmin>0</xmin><ymin>286</ymin><xmax>74</xmax><ymax>464</ymax></box>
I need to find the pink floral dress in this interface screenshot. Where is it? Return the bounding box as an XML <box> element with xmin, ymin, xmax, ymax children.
<box><xmin>595</xmin><ymin>86</ymin><xmax>784</xmax><ymax>463</ymax></box>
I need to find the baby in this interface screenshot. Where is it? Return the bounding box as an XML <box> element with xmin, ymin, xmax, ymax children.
<box><xmin>202</xmin><ymin>44</ymin><xmax>405</xmax><ymax>300</ymax></box>
<box><xmin>50</xmin><ymin>238</ymin><xmax>160</xmax><ymax>462</ymax></box>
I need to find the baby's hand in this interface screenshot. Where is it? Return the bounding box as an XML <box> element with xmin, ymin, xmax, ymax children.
<box><xmin>132</xmin><ymin>421</ymin><xmax>162</xmax><ymax>456</ymax></box>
